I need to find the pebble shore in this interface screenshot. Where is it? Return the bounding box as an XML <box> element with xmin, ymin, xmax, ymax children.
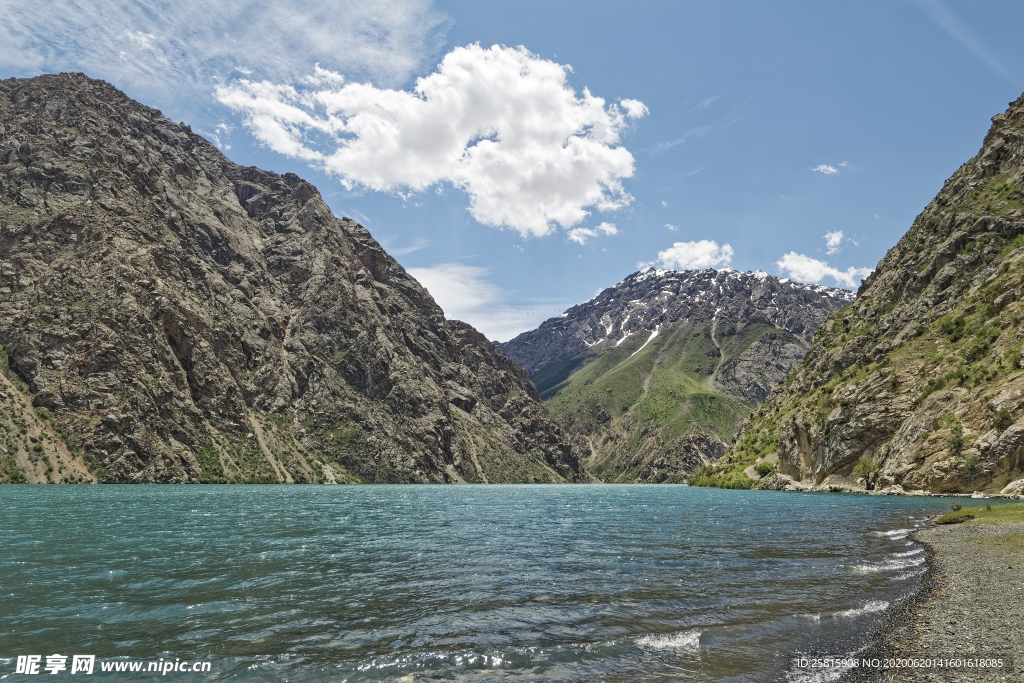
<box><xmin>844</xmin><ymin>521</ymin><xmax>1024</xmax><ymax>682</ymax></box>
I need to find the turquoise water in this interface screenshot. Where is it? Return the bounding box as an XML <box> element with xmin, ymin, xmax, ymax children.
<box><xmin>0</xmin><ymin>485</ymin><xmax>956</xmax><ymax>681</ymax></box>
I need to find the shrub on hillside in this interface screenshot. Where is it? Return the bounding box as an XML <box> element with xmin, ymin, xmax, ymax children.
<box><xmin>945</xmin><ymin>417</ymin><xmax>965</xmax><ymax>455</ymax></box>
<box><xmin>689</xmin><ymin>466</ymin><xmax>755</xmax><ymax>490</ymax></box>
<box><xmin>853</xmin><ymin>457</ymin><xmax>879</xmax><ymax>489</ymax></box>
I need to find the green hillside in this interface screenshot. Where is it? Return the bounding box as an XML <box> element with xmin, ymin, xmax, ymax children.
<box><xmin>542</xmin><ymin>319</ymin><xmax>767</xmax><ymax>482</ymax></box>
<box><xmin>500</xmin><ymin>266</ymin><xmax>852</xmax><ymax>483</ymax></box>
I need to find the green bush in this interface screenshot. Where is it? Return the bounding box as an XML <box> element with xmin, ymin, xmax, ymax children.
<box><xmin>689</xmin><ymin>466</ymin><xmax>756</xmax><ymax>489</ymax></box>
<box><xmin>966</xmin><ymin>325</ymin><xmax>1001</xmax><ymax>362</ymax></box>
<box><xmin>853</xmin><ymin>457</ymin><xmax>879</xmax><ymax>480</ymax></box>
<box><xmin>964</xmin><ymin>338</ymin><xmax>991</xmax><ymax>363</ymax></box>
<box><xmin>946</xmin><ymin>418</ymin><xmax>964</xmax><ymax>455</ymax></box>
<box><xmin>0</xmin><ymin>452</ymin><xmax>26</xmax><ymax>483</ymax></box>
<box><xmin>754</xmin><ymin>462</ymin><xmax>774</xmax><ymax>477</ymax></box>
<box><xmin>196</xmin><ymin>443</ymin><xmax>226</xmax><ymax>483</ymax></box>
<box><xmin>938</xmin><ymin>316</ymin><xmax>967</xmax><ymax>342</ymax></box>
<box><xmin>995</xmin><ymin>406</ymin><xmax>1014</xmax><ymax>431</ymax></box>
<box><xmin>692</xmin><ymin>465</ymin><xmax>714</xmax><ymax>479</ymax></box>
<box><xmin>1006</xmin><ymin>344</ymin><xmax>1022</xmax><ymax>371</ymax></box>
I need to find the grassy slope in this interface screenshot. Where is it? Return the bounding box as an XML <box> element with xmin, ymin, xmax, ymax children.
<box><xmin>542</xmin><ymin>320</ymin><xmax>758</xmax><ymax>482</ymax></box>
<box><xmin>936</xmin><ymin>501</ymin><xmax>1024</xmax><ymax>525</ymax></box>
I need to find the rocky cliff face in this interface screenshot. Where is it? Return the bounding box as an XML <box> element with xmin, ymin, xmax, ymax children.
<box><xmin>0</xmin><ymin>73</ymin><xmax>586</xmax><ymax>484</ymax></box>
<box><xmin>499</xmin><ymin>268</ymin><xmax>852</xmax><ymax>481</ymax></box>
<box><xmin>724</xmin><ymin>92</ymin><xmax>1024</xmax><ymax>494</ymax></box>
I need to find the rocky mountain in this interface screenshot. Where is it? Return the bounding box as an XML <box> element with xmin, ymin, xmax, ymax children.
<box><xmin>499</xmin><ymin>268</ymin><xmax>853</xmax><ymax>481</ymax></box>
<box><xmin>717</xmin><ymin>92</ymin><xmax>1024</xmax><ymax>495</ymax></box>
<box><xmin>0</xmin><ymin>73</ymin><xmax>586</xmax><ymax>484</ymax></box>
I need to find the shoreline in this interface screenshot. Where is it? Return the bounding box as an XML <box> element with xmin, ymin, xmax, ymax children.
<box><xmin>837</xmin><ymin>531</ymin><xmax>938</xmax><ymax>683</ymax></box>
<box><xmin>844</xmin><ymin>520</ymin><xmax>1024</xmax><ymax>682</ymax></box>
<box><xmin>838</xmin><ymin>521</ymin><xmax>940</xmax><ymax>683</ymax></box>
<box><xmin>745</xmin><ymin>478</ymin><xmax>1024</xmax><ymax>499</ymax></box>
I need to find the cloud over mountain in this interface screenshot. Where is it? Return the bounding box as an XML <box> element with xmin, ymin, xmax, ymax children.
<box><xmin>651</xmin><ymin>240</ymin><xmax>733</xmax><ymax>270</ymax></box>
<box><xmin>217</xmin><ymin>44</ymin><xmax>646</xmax><ymax>238</ymax></box>
<box><xmin>776</xmin><ymin>252</ymin><xmax>872</xmax><ymax>288</ymax></box>
<box><xmin>824</xmin><ymin>230</ymin><xmax>843</xmax><ymax>254</ymax></box>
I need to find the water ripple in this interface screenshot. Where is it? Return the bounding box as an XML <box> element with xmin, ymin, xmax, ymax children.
<box><xmin>0</xmin><ymin>485</ymin><xmax>954</xmax><ymax>681</ymax></box>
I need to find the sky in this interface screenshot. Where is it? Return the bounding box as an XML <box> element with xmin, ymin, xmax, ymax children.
<box><xmin>2</xmin><ymin>0</ymin><xmax>1023</xmax><ymax>341</ymax></box>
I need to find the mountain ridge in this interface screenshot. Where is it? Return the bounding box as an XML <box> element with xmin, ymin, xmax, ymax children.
<box><xmin>502</xmin><ymin>267</ymin><xmax>852</xmax><ymax>384</ymax></box>
<box><xmin>500</xmin><ymin>267</ymin><xmax>853</xmax><ymax>482</ymax></box>
<box><xmin>0</xmin><ymin>72</ymin><xmax>586</xmax><ymax>484</ymax></box>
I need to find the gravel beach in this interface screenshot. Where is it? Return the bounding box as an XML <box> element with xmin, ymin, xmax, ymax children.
<box><xmin>848</xmin><ymin>521</ymin><xmax>1024</xmax><ymax>682</ymax></box>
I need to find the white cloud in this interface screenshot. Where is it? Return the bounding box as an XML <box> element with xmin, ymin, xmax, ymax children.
<box><xmin>665</xmin><ymin>223</ymin><xmax>677</xmax><ymax>231</ymax></box>
<box><xmin>216</xmin><ymin>44</ymin><xmax>646</xmax><ymax>238</ymax></box>
<box><xmin>653</xmin><ymin>240</ymin><xmax>734</xmax><ymax>270</ymax></box>
<box><xmin>0</xmin><ymin>0</ymin><xmax>449</xmax><ymax>116</ymax></box>
<box><xmin>775</xmin><ymin>252</ymin><xmax>872</xmax><ymax>289</ymax></box>
<box><xmin>408</xmin><ymin>263</ymin><xmax>498</xmax><ymax>316</ymax></box>
<box><xmin>620</xmin><ymin>99</ymin><xmax>649</xmax><ymax>118</ymax></box>
<box><xmin>407</xmin><ymin>263</ymin><xmax>564</xmax><ymax>341</ymax></box>
<box><xmin>812</xmin><ymin>164</ymin><xmax>838</xmax><ymax>174</ymax></box>
<box><xmin>824</xmin><ymin>230</ymin><xmax>843</xmax><ymax>254</ymax></box>
<box><xmin>661</xmin><ymin>200</ymin><xmax>668</xmax><ymax>207</ymax></box>
<box><xmin>567</xmin><ymin>222</ymin><xmax>618</xmax><ymax>244</ymax></box>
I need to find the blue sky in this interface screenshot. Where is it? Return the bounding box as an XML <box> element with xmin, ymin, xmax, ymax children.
<box><xmin>2</xmin><ymin>0</ymin><xmax>1023</xmax><ymax>340</ymax></box>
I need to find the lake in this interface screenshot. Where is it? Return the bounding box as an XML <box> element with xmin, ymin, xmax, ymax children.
<box><xmin>0</xmin><ymin>485</ymin><xmax>954</xmax><ymax>681</ymax></box>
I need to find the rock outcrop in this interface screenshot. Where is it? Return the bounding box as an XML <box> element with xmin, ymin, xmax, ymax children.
<box><xmin>0</xmin><ymin>73</ymin><xmax>586</xmax><ymax>484</ymax></box>
<box><xmin>725</xmin><ymin>92</ymin><xmax>1024</xmax><ymax>494</ymax></box>
<box><xmin>499</xmin><ymin>268</ymin><xmax>852</xmax><ymax>482</ymax></box>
